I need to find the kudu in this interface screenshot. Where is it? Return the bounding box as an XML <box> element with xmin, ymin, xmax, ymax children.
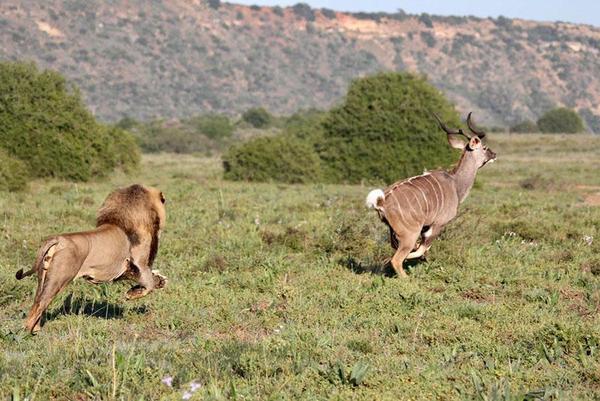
<box><xmin>366</xmin><ymin>112</ymin><xmax>496</xmax><ymax>277</ymax></box>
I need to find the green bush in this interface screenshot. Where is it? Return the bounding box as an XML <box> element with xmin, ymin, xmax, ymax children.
<box><xmin>242</xmin><ymin>107</ymin><xmax>272</xmax><ymax>129</ymax></box>
<box><xmin>510</xmin><ymin>120</ymin><xmax>538</xmax><ymax>133</ymax></box>
<box><xmin>537</xmin><ymin>107</ymin><xmax>584</xmax><ymax>133</ymax></box>
<box><xmin>132</xmin><ymin>120</ymin><xmax>202</xmax><ymax>154</ymax></box>
<box><xmin>130</xmin><ymin>115</ymin><xmax>233</xmax><ymax>154</ymax></box>
<box><xmin>320</xmin><ymin>72</ymin><xmax>460</xmax><ymax>183</ymax></box>
<box><xmin>0</xmin><ymin>149</ymin><xmax>29</xmax><ymax>192</ymax></box>
<box><xmin>0</xmin><ymin>61</ymin><xmax>139</xmax><ymax>181</ymax></box>
<box><xmin>223</xmin><ymin>73</ymin><xmax>461</xmax><ymax>185</ymax></box>
<box><xmin>106</xmin><ymin>127</ymin><xmax>141</xmax><ymax>173</ymax></box>
<box><xmin>283</xmin><ymin>109</ymin><xmax>327</xmax><ymax>141</ymax></box>
<box><xmin>223</xmin><ymin>135</ymin><xmax>321</xmax><ymax>183</ymax></box>
<box><xmin>187</xmin><ymin>114</ymin><xmax>234</xmax><ymax>139</ymax></box>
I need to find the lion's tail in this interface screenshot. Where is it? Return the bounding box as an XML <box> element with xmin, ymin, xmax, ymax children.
<box><xmin>15</xmin><ymin>239</ymin><xmax>59</xmax><ymax>280</ymax></box>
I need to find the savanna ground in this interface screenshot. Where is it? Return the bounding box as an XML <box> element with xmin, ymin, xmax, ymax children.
<box><xmin>1</xmin><ymin>134</ymin><xmax>600</xmax><ymax>400</ymax></box>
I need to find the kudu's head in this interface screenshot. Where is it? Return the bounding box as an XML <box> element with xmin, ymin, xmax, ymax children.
<box><xmin>434</xmin><ymin>112</ymin><xmax>497</xmax><ymax>168</ymax></box>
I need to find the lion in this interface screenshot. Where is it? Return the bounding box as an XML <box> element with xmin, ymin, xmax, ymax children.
<box><xmin>15</xmin><ymin>184</ymin><xmax>167</xmax><ymax>333</ymax></box>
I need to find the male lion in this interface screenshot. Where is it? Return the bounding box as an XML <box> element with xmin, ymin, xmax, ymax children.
<box><xmin>15</xmin><ymin>184</ymin><xmax>167</xmax><ymax>333</ymax></box>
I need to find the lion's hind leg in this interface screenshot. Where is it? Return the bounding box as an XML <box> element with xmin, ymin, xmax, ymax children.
<box><xmin>25</xmin><ymin>244</ymin><xmax>79</xmax><ymax>333</ymax></box>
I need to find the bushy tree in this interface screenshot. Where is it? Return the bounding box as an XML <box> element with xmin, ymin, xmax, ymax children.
<box><xmin>319</xmin><ymin>72</ymin><xmax>460</xmax><ymax>183</ymax></box>
<box><xmin>537</xmin><ymin>107</ymin><xmax>584</xmax><ymax>133</ymax></box>
<box><xmin>223</xmin><ymin>73</ymin><xmax>462</xmax><ymax>185</ymax></box>
<box><xmin>130</xmin><ymin>114</ymin><xmax>234</xmax><ymax>154</ymax></box>
<box><xmin>223</xmin><ymin>135</ymin><xmax>321</xmax><ymax>183</ymax></box>
<box><xmin>187</xmin><ymin>114</ymin><xmax>234</xmax><ymax>139</ymax></box>
<box><xmin>283</xmin><ymin>109</ymin><xmax>327</xmax><ymax>141</ymax></box>
<box><xmin>292</xmin><ymin>3</ymin><xmax>315</xmax><ymax>21</ymax></box>
<box><xmin>0</xmin><ymin>61</ymin><xmax>139</xmax><ymax>182</ymax></box>
<box><xmin>510</xmin><ymin>120</ymin><xmax>538</xmax><ymax>133</ymax></box>
<box><xmin>0</xmin><ymin>149</ymin><xmax>29</xmax><ymax>191</ymax></box>
<box><xmin>207</xmin><ymin>0</ymin><xmax>221</xmax><ymax>9</ymax></box>
<box><xmin>242</xmin><ymin>107</ymin><xmax>272</xmax><ymax>129</ymax></box>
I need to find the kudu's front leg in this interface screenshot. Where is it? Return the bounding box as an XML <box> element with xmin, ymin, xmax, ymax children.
<box><xmin>406</xmin><ymin>225</ymin><xmax>443</xmax><ymax>260</ymax></box>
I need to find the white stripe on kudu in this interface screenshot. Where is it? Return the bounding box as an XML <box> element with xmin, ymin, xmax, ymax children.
<box><xmin>365</xmin><ymin>112</ymin><xmax>496</xmax><ymax>277</ymax></box>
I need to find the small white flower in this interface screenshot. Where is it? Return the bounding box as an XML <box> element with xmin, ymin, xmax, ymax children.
<box><xmin>189</xmin><ymin>381</ymin><xmax>202</xmax><ymax>392</ymax></box>
<box><xmin>583</xmin><ymin>235</ymin><xmax>593</xmax><ymax>246</ymax></box>
<box><xmin>161</xmin><ymin>375</ymin><xmax>173</xmax><ymax>387</ymax></box>
<box><xmin>182</xmin><ymin>391</ymin><xmax>192</xmax><ymax>400</ymax></box>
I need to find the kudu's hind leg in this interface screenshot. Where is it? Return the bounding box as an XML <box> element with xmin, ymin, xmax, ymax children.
<box><xmin>388</xmin><ymin>224</ymin><xmax>399</xmax><ymax>250</ymax></box>
<box><xmin>390</xmin><ymin>231</ymin><xmax>420</xmax><ymax>277</ymax></box>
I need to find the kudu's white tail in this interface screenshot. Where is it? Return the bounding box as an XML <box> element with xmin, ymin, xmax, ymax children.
<box><xmin>365</xmin><ymin>189</ymin><xmax>385</xmax><ymax>211</ymax></box>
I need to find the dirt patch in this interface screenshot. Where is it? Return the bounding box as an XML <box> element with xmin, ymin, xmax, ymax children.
<box><xmin>575</xmin><ymin>185</ymin><xmax>600</xmax><ymax>191</ymax></box>
<box><xmin>583</xmin><ymin>193</ymin><xmax>600</xmax><ymax>206</ymax></box>
<box><xmin>460</xmin><ymin>289</ymin><xmax>493</xmax><ymax>303</ymax></box>
<box><xmin>561</xmin><ymin>287</ymin><xmax>599</xmax><ymax>318</ymax></box>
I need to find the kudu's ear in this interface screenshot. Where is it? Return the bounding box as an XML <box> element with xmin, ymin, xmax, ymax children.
<box><xmin>468</xmin><ymin>136</ymin><xmax>482</xmax><ymax>149</ymax></box>
<box><xmin>447</xmin><ymin>133</ymin><xmax>467</xmax><ymax>149</ymax></box>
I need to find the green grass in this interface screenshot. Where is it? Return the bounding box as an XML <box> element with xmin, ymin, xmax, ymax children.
<box><xmin>1</xmin><ymin>134</ymin><xmax>600</xmax><ymax>400</ymax></box>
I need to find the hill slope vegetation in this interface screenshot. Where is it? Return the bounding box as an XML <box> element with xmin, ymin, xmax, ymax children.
<box><xmin>1</xmin><ymin>1</ymin><xmax>599</xmax><ymax>130</ymax></box>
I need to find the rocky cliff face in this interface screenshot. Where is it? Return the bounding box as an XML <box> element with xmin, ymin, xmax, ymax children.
<box><xmin>1</xmin><ymin>1</ymin><xmax>599</xmax><ymax>130</ymax></box>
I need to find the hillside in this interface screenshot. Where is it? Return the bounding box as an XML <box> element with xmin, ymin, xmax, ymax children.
<box><xmin>1</xmin><ymin>0</ymin><xmax>599</xmax><ymax>130</ymax></box>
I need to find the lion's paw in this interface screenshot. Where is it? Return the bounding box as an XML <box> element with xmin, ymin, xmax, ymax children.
<box><xmin>126</xmin><ymin>285</ymin><xmax>148</xmax><ymax>300</ymax></box>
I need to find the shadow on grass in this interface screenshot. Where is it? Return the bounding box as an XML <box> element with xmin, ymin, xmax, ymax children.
<box><xmin>43</xmin><ymin>293</ymin><xmax>148</xmax><ymax>325</ymax></box>
<box><xmin>341</xmin><ymin>256</ymin><xmax>425</xmax><ymax>277</ymax></box>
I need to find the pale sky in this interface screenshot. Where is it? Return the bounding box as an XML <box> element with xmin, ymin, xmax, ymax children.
<box><xmin>233</xmin><ymin>0</ymin><xmax>600</xmax><ymax>27</ymax></box>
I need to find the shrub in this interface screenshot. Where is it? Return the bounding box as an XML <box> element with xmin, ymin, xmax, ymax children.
<box><xmin>0</xmin><ymin>149</ymin><xmax>29</xmax><ymax>192</ymax></box>
<box><xmin>321</xmin><ymin>8</ymin><xmax>337</xmax><ymax>19</ymax></box>
<box><xmin>105</xmin><ymin>127</ymin><xmax>141</xmax><ymax>173</ymax></box>
<box><xmin>222</xmin><ymin>135</ymin><xmax>322</xmax><ymax>183</ymax></box>
<box><xmin>132</xmin><ymin>120</ymin><xmax>206</xmax><ymax>154</ymax></box>
<box><xmin>510</xmin><ymin>120</ymin><xmax>538</xmax><ymax>133</ymax></box>
<box><xmin>319</xmin><ymin>72</ymin><xmax>460</xmax><ymax>184</ymax></box>
<box><xmin>0</xmin><ymin>61</ymin><xmax>139</xmax><ymax>181</ymax></box>
<box><xmin>420</xmin><ymin>31</ymin><xmax>437</xmax><ymax>48</ymax></box>
<box><xmin>537</xmin><ymin>107</ymin><xmax>584</xmax><ymax>133</ymax></box>
<box><xmin>207</xmin><ymin>0</ymin><xmax>221</xmax><ymax>9</ymax></box>
<box><xmin>242</xmin><ymin>107</ymin><xmax>272</xmax><ymax>129</ymax></box>
<box><xmin>283</xmin><ymin>109</ymin><xmax>327</xmax><ymax>141</ymax></box>
<box><xmin>419</xmin><ymin>14</ymin><xmax>434</xmax><ymax>28</ymax></box>
<box><xmin>130</xmin><ymin>114</ymin><xmax>234</xmax><ymax>154</ymax></box>
<box><xmin>187</xmin><ymin>114</ymin><xmax>234</xmax><ymax>139</ymax></box>
<box><xmin>292</xmin><ymin>3</ymin><xmax>315</xmax><ymax>21</ymax></box>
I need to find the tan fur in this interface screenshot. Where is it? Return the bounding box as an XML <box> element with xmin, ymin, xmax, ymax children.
<box><xmin>16</xmin><ymin>184</ymin><xmax>167</xmax><ymax>333</ymax></box>
<box><xmin>368</xmin><ymin>113</ymin><xmax>496</xmax><ymax>277</ymax></box>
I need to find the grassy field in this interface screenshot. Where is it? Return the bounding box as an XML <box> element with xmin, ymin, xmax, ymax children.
<box><xmin>1</xmin><ymin>134</ymin><xmax>600</xmax><ymax>400</ymax></box>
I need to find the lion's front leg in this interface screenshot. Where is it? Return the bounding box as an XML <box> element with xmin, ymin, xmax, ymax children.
<box><xmin>125</xmin><ymin>233</ymin><xmax>167</xmax><ymax>299</ymax></box>
<box><xmin>124</xmin><ymin>264</ymin><xmax>154</xmax><ymax>300</ymax></box>
<box><xmin>125</xmin><ymin>268</ymin><xmax>167</xmax><ymax>299</ymax></box>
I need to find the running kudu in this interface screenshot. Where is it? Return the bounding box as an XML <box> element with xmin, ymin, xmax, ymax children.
<box><xmin>366</xmin><ymin>113</ymin><xmax>496</xmax><ymax>276</ymax></box>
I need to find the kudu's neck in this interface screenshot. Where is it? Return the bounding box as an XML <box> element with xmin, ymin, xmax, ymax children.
<box><xmin>450</xmin><ymin>151</ymin><xmax>479</xmax><ymax>203</ymax></box>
